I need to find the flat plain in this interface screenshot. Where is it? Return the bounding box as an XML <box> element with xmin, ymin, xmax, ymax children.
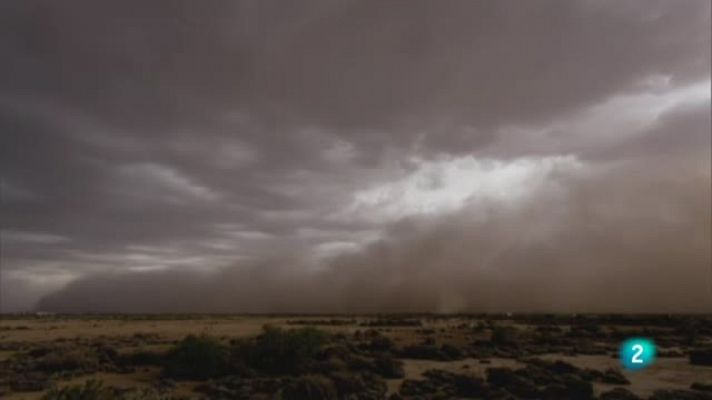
<box><xmin>1</xmin><ymin>314</ymin><xmax>711</xmax><ymax>399</ymax></box>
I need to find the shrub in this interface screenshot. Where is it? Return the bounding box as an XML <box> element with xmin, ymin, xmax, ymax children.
<box><xmin>36</xmin><ymin>347</ymin><xmax>100</xmax><ymax>373</ymax></box>
<box><xmin>282</xmin><ymin>375</ymin><xmax>338</xmax><ymax>400</ymax></box>
<box><xmin>232</xmin><ymin>325</ymin><xmax>329</xmax><ymax>375</ymax></box>
<box><xmin>689</xmin><ymin>347</ymin><xmax>712</xmax><ymax>366</ymax></box>
<box><xmin>490</xmin><ymin>326</ymin><xmax>519</xmax><ymax>345</ymax></box>
<box><xmin>42</xmin><ymin>379</ymin><xmax>162</xmax><ymax>400</ymax></box>
<box><xmin>124</xmin><ymin>350</ymin><xmax>164</xmax><ymax>366</ymax></box>
<box><xmin>452</xmin><ymin>374</ymin><xmax>487</xmax><ymax>398</ymax></box>
<box><xmin>560</xmin><ymin>374</ymin><xmax>594</xmax><ymax>399</ymax></box>
<box><xmin>42</xmin><ymin>379</ymin><xmax>111</xmax><ymax>400</ymax></box>
<box><xmin>163</xmin><ymin>335</ymin><xmax>226</xmax><ymax>380</ymax></box>
<box><xmin>365</xmin><ymin>335</ymin><xmax>395</xmax><ymax>352</ymax></box>
<box><xmin>11</xmin><ymin>371</ymin><xmax>50</xmax><ymax>392</ymax></box>
<box><xmin>373</xmin><ymin>355</ymin><xmax>404</xmax><ymax>378</ymax></box>
<box><xmin>398</xmin><ymin>344</ymin><xmax>448</xmax><ymax>360</ymax></box>
<box><xmin>440</xmin><ymin>343</ymin><xmax>464</xmax><ymax>360</ymax></box>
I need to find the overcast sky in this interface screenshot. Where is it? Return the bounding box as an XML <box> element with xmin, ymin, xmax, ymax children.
<box><xmin>1</xmin><ymin>0</ymin><xmax>710</xmax><ymax>313</ymax></box>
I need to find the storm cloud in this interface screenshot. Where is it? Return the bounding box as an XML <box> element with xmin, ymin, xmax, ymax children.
<box><xmin>1</xmin><ymin>0</ymin><xmax>710</xmax><ymax>313</ymax></box>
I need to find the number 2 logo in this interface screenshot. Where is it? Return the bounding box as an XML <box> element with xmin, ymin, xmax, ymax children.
<box><xmin>620</xmin><ymin>338</ymin><xmax>654</xmax><ymax>370</ymax></box>
<box><xmin>631</xmin><ymin>344</ymin><xmax>644</xmax><ymax>364</ymax></box>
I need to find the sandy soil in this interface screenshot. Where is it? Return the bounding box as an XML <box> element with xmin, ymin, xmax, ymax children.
<box><xmin>1</xmin><ymin>316</ymin><xmax>711</xmax><ymax>399</ymax></box>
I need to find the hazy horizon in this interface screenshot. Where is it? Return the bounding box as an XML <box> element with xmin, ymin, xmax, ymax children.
<box><xmin>1</xmin><ymin>0</ymin><xmax>711</xmax><ymax>314</ymax></box>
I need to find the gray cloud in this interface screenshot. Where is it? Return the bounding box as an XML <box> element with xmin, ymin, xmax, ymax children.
<box><xmin>37</xmin><ymin>157</ymin><xmax>711</xmax><ymax>313</ymax></box>
<box><xmin>1</xmin><ymin>0</ymin><xmax>710</xmax><ymax>312</ymax></box>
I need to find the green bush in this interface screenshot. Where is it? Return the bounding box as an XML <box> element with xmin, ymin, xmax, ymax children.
<box><xmin>232</xmin><ymin>325</ymin><xmax>329</xmax><ymax>375</ymax></box>
<box><xmin>490</xmin><ymin>326</ymin><xmax>519</xmax><ymax>345</ymax></box>
<box><xmin>42</xmin><ymin>379</ymin><xmax>112</xmax><ymax>400</ymax></box>
<box><xmin>36</xmin><ymin>347</ymin><xmax>100</xmax><ymax>372</ymax></box>
<box><xmin>42</xmin><ymin>379</ymin><xmax>162</xmax><ymax>400</ymax></box>
<box><xmin>282</xmin><ymin>375</ymin><xmax>338</xmax><ymax>400</ymax></box>
<box><xmin>124</xmin><ymin>349</ymin><xmax>164</xmax><ymax>366</ymax></box>
<box><xmin>163</xmin><ymin>335</ymin><xmax>226</xmax><ymax>380</ymax></box>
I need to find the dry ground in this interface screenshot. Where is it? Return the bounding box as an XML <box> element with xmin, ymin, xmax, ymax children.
<box><xmin>1</xmin><ymin>315</ymin><xmax>711</xmax><ymax>399</ymax></box>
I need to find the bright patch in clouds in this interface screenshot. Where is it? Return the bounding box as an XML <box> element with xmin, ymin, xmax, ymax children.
<box><xmin>3</xmin><ymin>230</ymin><xmax>70</xmax><ymax>244</ymax></box>
<box><xmin>567</xmin><ymin>78</ymin><xmax>710</xmax><ymax>145</ymax></box>
<box><xmin>493</xmin><ymin>78</ymin><xmax>711</xmax><ymax>155</ymax></box>
<box><xmin>350</xmin><ymin>155</ymin><xmax>583</xmax><ymax>221</ymax></box>
<box><xmin>116</xmin><ymin>163</ymin><xmax>220</xmax><ymax>204</ymax></box>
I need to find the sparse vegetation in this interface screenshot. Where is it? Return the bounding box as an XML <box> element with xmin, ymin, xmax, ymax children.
<box><xmin>123</xmin><ymin>349</ymin><xmax>163</xmax><ymax>366</ymax></box>
<box><xmin>163</xmin><ymin>334</ymin><xmax>227</xmax><ymax>380</ymax></box>
<box><xmin>232</xmin><ymin>325</ymin><xmax>330</xmax><ymax>375</ymax></box>
<box><xmin>2</xmin><ymin>315</ymin><xmax>712</xmax><ymax>398</ymax></box>
<box><xmin>42</xmin><ymin>379</ymin><xmax>164</xmax><ymax>400</ymax></box>
<box><xmin>490</xmin><ymin>325</ymin><xmax>519</xmax><ymax>345</ymax></box>
<box><xmin>36</xmin><ymin>347</ymin><xmax>101</xmax><ymax>373</ymax></box>
<box><xmin>42</xmin><ymin>379</ymin><xmax>110</xmax><ymax>400</ymax></box>
<box><xmin>689</xmin><ymin>347</ymin><xmax>712</xmax><ymax>366</ymax></box>
<box><xmin>283</xmin><ymin>375</ymin><xmax>338</xmax><ymax>400</ymax></box>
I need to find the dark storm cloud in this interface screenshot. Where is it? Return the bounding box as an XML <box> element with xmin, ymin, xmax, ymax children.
<box><xmin>1</xmin><ymin>0</ymin><xmax>710</xmax><ymax>312</ymax></box>
<box><xmin>3</xmin><ymin>0</ymin><xmax>708</xmax><ymax>133</ymax></box>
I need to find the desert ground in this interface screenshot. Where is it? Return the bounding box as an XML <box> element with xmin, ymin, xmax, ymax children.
<box><xmin>1</xmin><ymin>314</ymin><xmax>711</xmax><ymax>399</ymax></box>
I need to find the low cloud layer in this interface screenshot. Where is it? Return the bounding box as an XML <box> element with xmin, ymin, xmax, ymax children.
<box><xmin>36</xmin><ymin>156</ymin><xmax>712</xmax><ymax>313</ymax></box>
<box><xmin>2</xmin><ymin>0</ymin><xmax>710</xmax><ymax>313</ymax></box>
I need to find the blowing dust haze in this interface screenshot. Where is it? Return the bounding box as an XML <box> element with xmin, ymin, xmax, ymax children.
<box><xmin>1</xmin><ymin>0</ymin><xmax>711</xmax><ymax>313</ymax></box>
